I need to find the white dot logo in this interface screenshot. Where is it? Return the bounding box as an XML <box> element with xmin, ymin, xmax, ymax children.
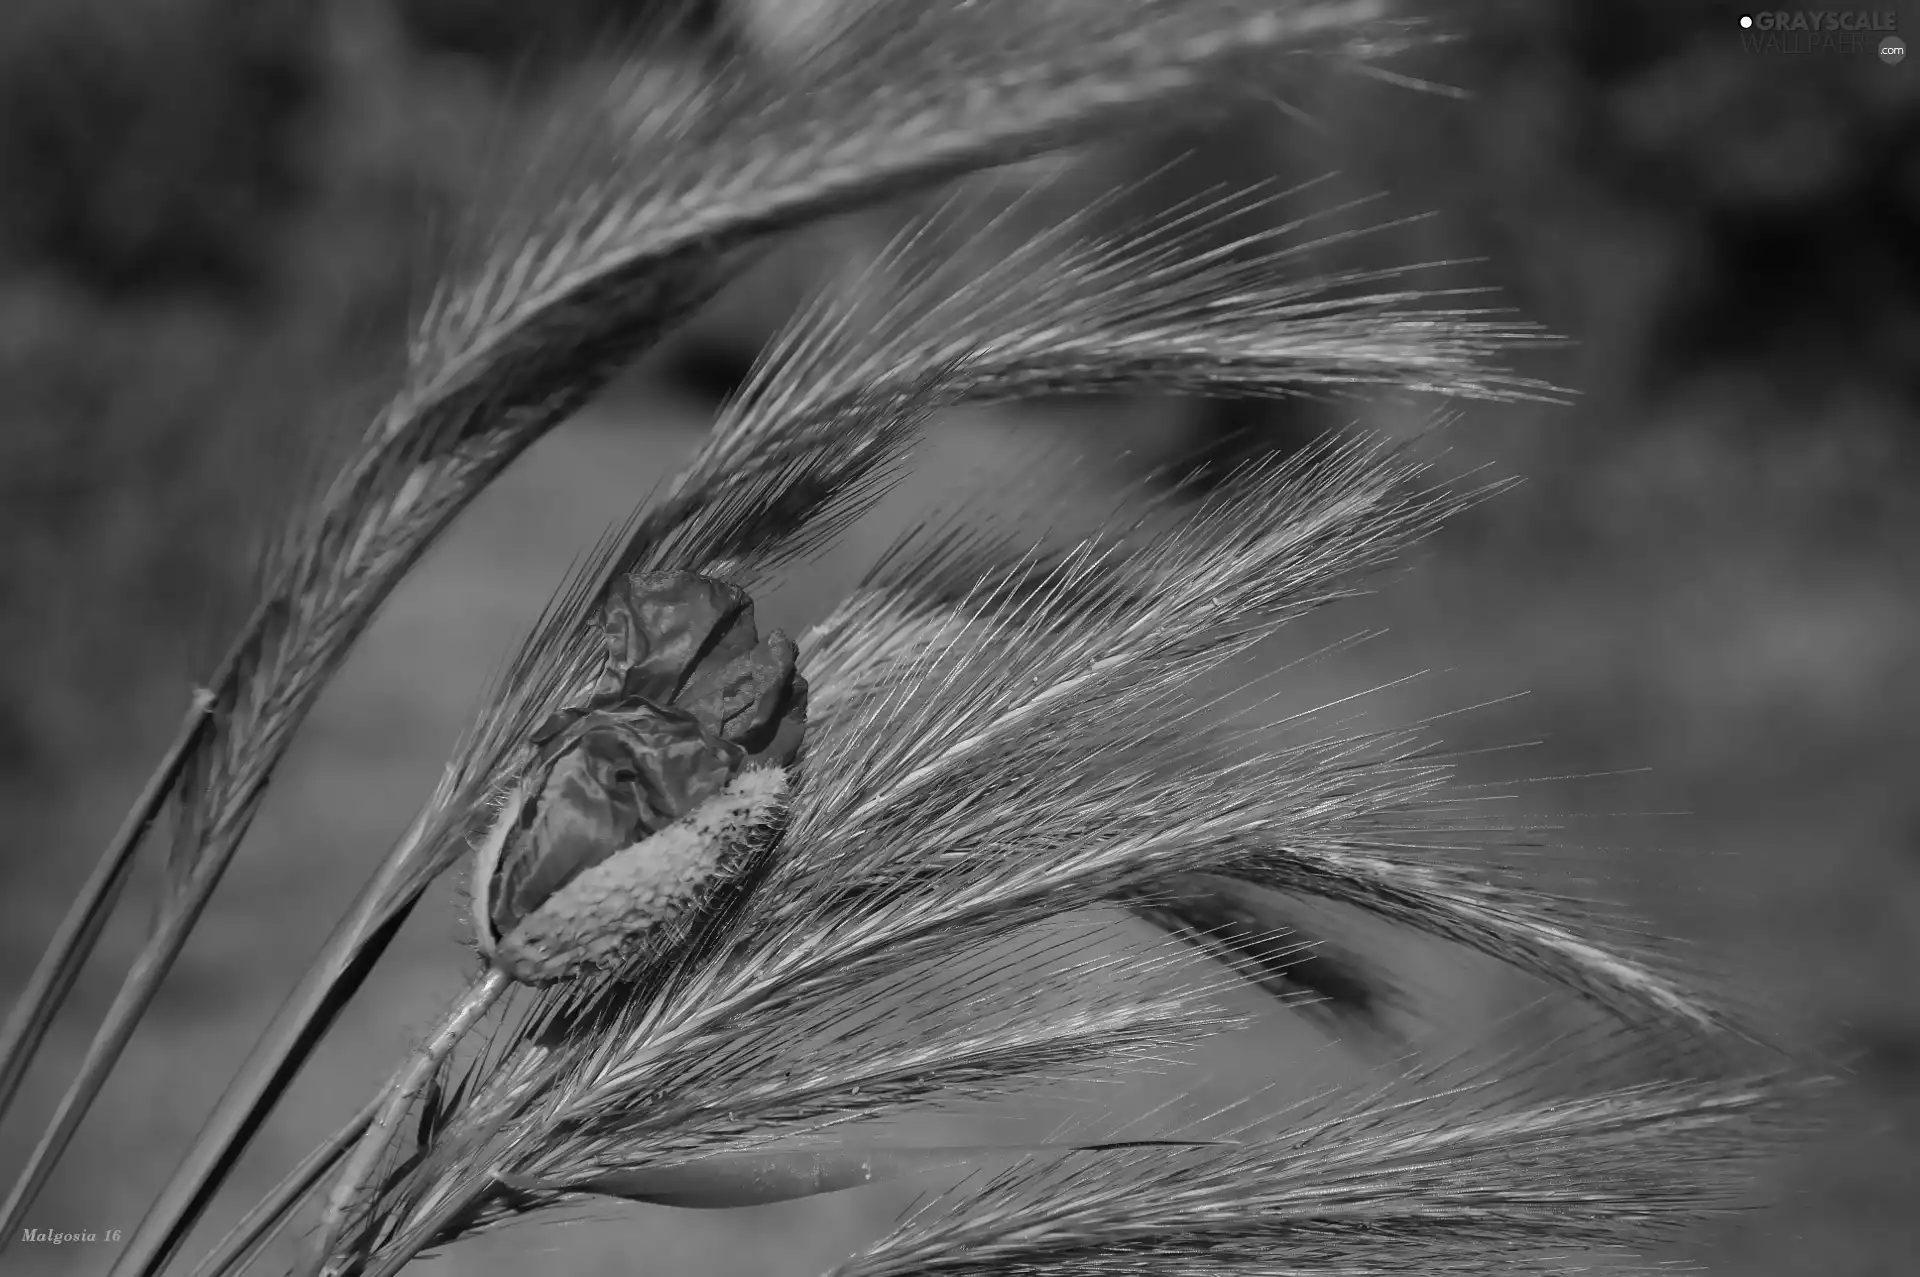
<box><xmin>1740</xmin><ymin>15</ymin><xmax>1753</xmax><ymax>27</ymax></box>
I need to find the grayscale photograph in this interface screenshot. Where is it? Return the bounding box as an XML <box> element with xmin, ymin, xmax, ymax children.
<box><xmin>1</xmin><ymin>2</ymin><xmax>1913</xmax><ymax>1275</ymax></box>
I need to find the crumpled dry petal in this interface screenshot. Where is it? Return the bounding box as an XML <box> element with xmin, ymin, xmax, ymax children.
<box><xmin>591</xmin><ymin>570</ymin><xmax>809</xmax><ymax>760</ymax></box>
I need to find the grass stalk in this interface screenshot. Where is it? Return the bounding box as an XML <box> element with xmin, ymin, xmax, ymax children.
<box><xmin>110</xmin><ymin>807</ymin><xmax>439</xmax><ymax>1277</ymax></box>
<box><xmin>306</xmin><ymin>969</ymin><xmax>510</xmax><ymax>1277</ymax></box>
<box><xmin>188</xmin><ymin>1096</ymin><xmax>381</xmax><ymax>1277</ymax></box>
<box><xmin>0</xmin><ymin>689</ymin><xmax>210</xmax><ymax>1121</ymax></box>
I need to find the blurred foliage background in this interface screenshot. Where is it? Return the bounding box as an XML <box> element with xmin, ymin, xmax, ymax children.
<box><xmin>1</xmin><ymin>1</ymin><xmax>1916</xmax><ymax>1274</ymax></box>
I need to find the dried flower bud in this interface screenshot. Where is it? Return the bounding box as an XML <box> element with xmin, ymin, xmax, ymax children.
<box><xmin>471</xmin><ymin>570</ymin><xmax>807</xmax><ymax>984</ymax></box>
<box><xmin>475</xmin><ymin>767</ymin><xmax>790</xmax><ymax>985</ymax></box>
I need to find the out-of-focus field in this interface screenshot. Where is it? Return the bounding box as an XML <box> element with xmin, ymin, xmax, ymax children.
<box><xmin>3</xmin><ymin>2</ymin><xmax>1917</xmax><ymax>1274</ymax></box>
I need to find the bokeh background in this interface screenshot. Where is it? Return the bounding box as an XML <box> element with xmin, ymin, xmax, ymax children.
<box><xmin>3</xmin><ymin>1</ymin><xmax>1916</xmax><ymax>1274</ymax></box>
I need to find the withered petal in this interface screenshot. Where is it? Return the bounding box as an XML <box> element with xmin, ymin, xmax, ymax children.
<box><xmin>757</xmin><ymin>673</ymin><xmax>809</xmax><ymax>767</ymax></box>
<box><xmin>593</xmin><ymin>571</ymin><xmax>751</xmax><ymax>704</ymax></box>
<box><xmin>678</xmin><ymin>628</ymin><xmax>803</xmax><ymax>754</ymax></box>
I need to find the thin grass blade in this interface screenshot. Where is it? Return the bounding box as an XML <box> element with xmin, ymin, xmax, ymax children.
<box><xmin>1123</xmin><ymin>872</ymin><xmax>1403</xmax><ymax>1036</ymax></box>
<box><xmin>187</xmin><ymin>1097</ymin><xmax>379</xmax><ymax>1277</ymax></box>
<box><xmin>497</xmin><ymin>1140</ymin><xmax>1227</xmax><ymax>1208</ymax></box>
<box><xmin>0</xmin><ymin>693</ymin><xmax>208</xmax><ymax>1118</ymax></box>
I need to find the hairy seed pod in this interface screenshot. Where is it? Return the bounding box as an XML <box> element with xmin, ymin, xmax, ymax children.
<box><xmin>471</xmin><ymin>570</ymin><xmax>807</xmax><ymax>984</ymax></box>
<box><xmin>474</xmin><ymin>767</ymin><xmax>791</xmax><ymax>984</ymax></box>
